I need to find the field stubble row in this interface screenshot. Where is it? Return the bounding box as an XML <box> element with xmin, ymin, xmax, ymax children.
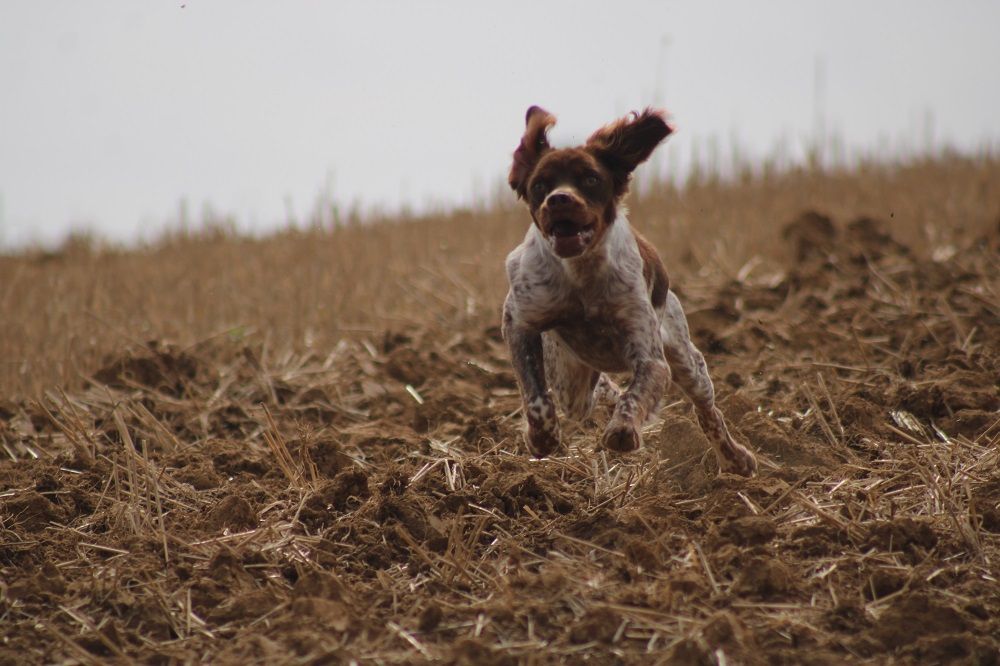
<box><xmin>2</xmin><ymin>155</ymin><xmax>998</xmax><ymax>398</ymax></box>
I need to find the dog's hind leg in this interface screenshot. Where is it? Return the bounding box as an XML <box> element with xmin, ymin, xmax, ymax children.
<box><xmin>543</xmin><ymin>333</ymin><xmax>601</xmax><ymax>423</ymax></box>
<box><xmin>660</xmin><ymin>290</ymin><xmax>757</xmax><ymax>476</ymax></box>
<box><xmin>593</xmin><ymin>374</ymin><xmax>622</xmax><ymax>407</ymax></box>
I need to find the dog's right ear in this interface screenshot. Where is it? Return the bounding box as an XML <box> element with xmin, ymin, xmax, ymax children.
<box><xmin>586</xmin><ymin>108</ymin><xmax>673</xmax><ymax>197</ymax></box>
<box><xmin>508</xmin><ymin>106</ymin><xmax>556</xmax><ymax>200</ymax></box>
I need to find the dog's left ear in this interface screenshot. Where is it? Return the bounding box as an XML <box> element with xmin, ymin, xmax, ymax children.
<box><xmin>587</xmin><ymin>108</ymin><xmax>673</xmax><ymax>195</ymax></box>
<box><xmin>509</xmin><ymin>106</ymin><xmax>557</xmax><ymax>200</ymax></box>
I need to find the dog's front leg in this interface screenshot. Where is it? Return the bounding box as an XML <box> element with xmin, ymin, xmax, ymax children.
<box><xmin>502</xmin><ymin>306</ymin><xmax>561</xmax><ymax>457</ymax></box>
<box><xmin>601</xmin><ymin>334</ymin><xmax>670</xmax><ymax>453</ymax></box>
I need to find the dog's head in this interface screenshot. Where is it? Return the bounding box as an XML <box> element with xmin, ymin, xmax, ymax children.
<box><xmin>508</xmin><ymin>106</ymin><xmax>673</xmax><ymax>258</ymax></box>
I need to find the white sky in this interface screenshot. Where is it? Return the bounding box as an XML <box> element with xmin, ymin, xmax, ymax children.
<box><xmin>1</xmin><ymin>1</ymin><xmax>998</xmax><ymax>248</ymax></box>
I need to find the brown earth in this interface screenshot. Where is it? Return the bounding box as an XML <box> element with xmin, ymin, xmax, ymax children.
<box><xmin>2</xmin><ymin>173</ymin><xmax>1000</xmax><ymax>663</ymax></box>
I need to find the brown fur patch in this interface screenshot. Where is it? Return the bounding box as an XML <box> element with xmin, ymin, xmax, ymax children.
<box><xmin>636</xmin><ymin>231</ymin><xmax>670</xmax><ymax>310</ymax></box>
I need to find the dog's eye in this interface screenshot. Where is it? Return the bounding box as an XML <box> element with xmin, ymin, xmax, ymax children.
<box><xmin>583</xmin><ymin>175</ymin><xmax>600</xmax><ymax>187</ymax></box>
<box><xmin>531</xmin><ymin>181</ymin><xmax>547</xmax><ymax>196</ymax></box>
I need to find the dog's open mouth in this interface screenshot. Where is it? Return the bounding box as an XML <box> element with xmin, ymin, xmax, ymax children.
<box><xmin>548</xmin><ymin>219</ymin><xmax>594</xmax><ymax>257</ymax></box>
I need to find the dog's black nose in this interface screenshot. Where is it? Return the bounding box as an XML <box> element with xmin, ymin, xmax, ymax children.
<box><xmin>546</xmin><ymin>192</ymin><xmax>574</xmax><ymax>208</ymax></box>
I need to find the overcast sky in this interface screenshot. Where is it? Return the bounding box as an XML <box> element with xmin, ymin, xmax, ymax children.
<box><xmin>1</xmin><ymin>1</ymin><xmax>998</xmax><ymax>248</ymax></box>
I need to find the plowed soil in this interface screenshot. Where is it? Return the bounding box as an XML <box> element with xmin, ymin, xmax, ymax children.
<box><xmin>2</xmin><ymin>212</ymin><xmax>999</xmax><ymax>664</ymax></box>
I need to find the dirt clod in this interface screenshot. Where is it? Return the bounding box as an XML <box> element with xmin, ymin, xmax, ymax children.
<box><xmin>418</xmin><ymin>602</ymin><xmax>444</xmax><ymax>633</ymax></box>
<box><xmin>569</xmin><ymin>607</ymin><xmax>620</xmax><ymax>644</ymax></box>
<box><xmin>782</xmin><ymin>210</ymin><xmax>836</xmax><ymax>261</ymax></box>
<box><xmin>720</xmin><ymin>516</ymin><xmax>777</xmax><ymax>545</ymax></box>
<box><xmin>874</xmin><ymin>593</ymin><xmax>971</xmax><ymax>648</ymax></box>
<box><xmin>207</xmin><ymin>495</ymin><xmax>257</xmax><ymax>531</ymax></box>
<box><xmin>865</xmin><ymin>517</ymin><xmax>937</xmax><ymax>554</ymax></box>
<box><xmin>734</xmin><ymin>556</ymin><xmax>793</xmax><ymax>597</ymax></box>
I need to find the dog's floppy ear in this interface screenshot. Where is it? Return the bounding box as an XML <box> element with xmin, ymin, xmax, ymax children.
<box><xmin>508</xmin><ymin>106</ymin><xmax>556</xmax><ymax>200</ymax></box>
<box><xmin>587</xmin><ymin>108</ymin><xmax>673</xmax><ymax>195</ymax></box>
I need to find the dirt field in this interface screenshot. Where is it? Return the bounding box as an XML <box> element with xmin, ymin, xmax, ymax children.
<box><xmin>2</xmin><ymin>157</ymin><xmax>999</xmax><ymax>664</ymax></box>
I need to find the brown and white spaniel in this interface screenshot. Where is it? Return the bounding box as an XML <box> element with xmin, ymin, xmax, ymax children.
<box><xmin>501</xmin><ymin>106</ymin><xmax>757</xmax><ymax>476</ymax></box>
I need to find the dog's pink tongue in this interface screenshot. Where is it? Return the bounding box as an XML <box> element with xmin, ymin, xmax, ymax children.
<box><xmin>554</xmin><ymin>233</ymin><xmax>586</xmax><ymax>257</ymax></box>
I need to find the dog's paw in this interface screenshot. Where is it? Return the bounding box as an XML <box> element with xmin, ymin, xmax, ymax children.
<box><xmin>525</xmin><ymin>424</ymin><xmax>561</xmax><ymax>458</ymax></box>
<box><xmin>718</xmin><ymin>439</ymin><xmax>758</xmax><ymax>477</ymax></box>
<box><xmin>593</xmin><ymin>374</ymin><xmax>622</xmax><ymax>406</ymax></box>
<box><xmin>524</xmin><ymin>397</ymin><xmax>561</xmax><ymax>458</ymax></box>
<box><xmin>600</xmin><ymin>422</ymin><xmax>641</xmax><ymax>453</ymax></box>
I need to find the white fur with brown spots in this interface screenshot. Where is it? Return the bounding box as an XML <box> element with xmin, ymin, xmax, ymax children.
<box><xmin>501</xmin><ymin>106</ymin><xmax>757</xmax><ymax>476</ymax></box>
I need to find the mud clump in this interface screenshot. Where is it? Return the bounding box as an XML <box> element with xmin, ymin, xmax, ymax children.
<box><xmin>662</xmin><ymin>638</ymin><xmax>714</xmax><ymax>666</ymax></box>
<box><xmin>326</xmin><ymin>468</ymin><xmax>371</xmax><ymax>509</ymax></box>
<box><xmin>385</xmin><ymin>345</ymin><xmax>427</xmax><ymax>386</ymax></box>
<box><xmin>862</xmin><ymin>568</ymin><xmax>906</xmax><ymax>600</ymax></box>
<box><xmin>568</xmin><ymin>607</ymin><xmax>621</xmax><ymax>644</ymax></box>
<box><xmin>892</xmin><ymin>379</ymin><xmax>999</xmax><ymax>419</ymax></box>
<box><xmin>206</xmin><ymin>495</ymin><xmax>257</xmax><ymax>531</ymax></box>
<box><xmin>702</xmin><ymin>611</ymin><xmax>752</xmax><ymax>653</ymax></box>
<box><xmin>211</xmin><ymin>441</ymin><xmax>270</xmax><ymax>477</ymax></box>
<box><xmin>91</xmin><ymin>345</ymin><xmax>200</xmax><ymax>397</ymax></box>
<box><xmin>874</xmin><ymin>593</ymin><xmax>971</xmax><ymax>648</ymax></box>
<box><xmin>864</xmin><ymin>517</ymin><xmax>937</xmax><ymax>556</ymax></box>
<box><xmin>733</xmin><ymin>556</ymin><xmax>793</xmax><ymax>597</ymax></box>
<box><xmin>305</xmin><ymin>437</ymin><xmax>351</xmax><ymax>477</ymax></box>
<box><xmin>292</xmin><ymin>569</ymin><xmax>351</xmax><ymax>602</ymax></box>
<box><xmin>375</xmin><ymin>495</ymin><xmax>432</xmax><ymax>541</ymax></box>
<box><xmin>900</xmin><ymin>634</ymin><xmax>999</xmax><ymax>664</ymax></box>
<box><xmin>845</xmin><ymin>216</ymin><xmax>910</xmax><ymax>258</ymax></box>
<box><xmin>657</xmin><ymin>414</ymin><xmax>710</xmax><ymax>469</ymax></box>
<box><xmin>448</xmin><ymin>638</ymin><xmax>514</xmax><ymax>666</ymax></box>
<box><xmin>4</xmin><ymin>562</ymin><xmax>67</xmax><ymax>601</ymax></box>
<box><xmin>2</xmin><ymin>490</ymin><xmax>67</xmax><ymax>531</ymax></box>
<box><xmin>418</xmin><ymin>602</ymin><xmax>444</xmax><ymax>632</ymax></box>
<box><xmin>486</xmin><ymin>472</ymin><xmax>576</xmax><ymax>516</ymax></box>
<box><xmin>210</xmin><ymin>588</ymin><xmax>280</xmax><ymax>623</ymax></box>
<box><xmin>939</xmin><ymin>408</ymin><xmax>999</xmax><ymax>439</ymax></box>
<box><xmin>737</xmin><ymin>411</ymin><xmax>834</xmax><ymax>469</ymax></box>
<box><xmin>174</xmin><ymin>461</ymin><xmax>223</xmax><ymax>490</ymax></box>
<box><xmin>782</xmin><ymin>210</ymin><xmax>836</xmax><ymax>261</ymax></box>
<box><xmin>720</xmin><ymin>516</ymin><xmax>777</xmax><ymax>546</ymax></box>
